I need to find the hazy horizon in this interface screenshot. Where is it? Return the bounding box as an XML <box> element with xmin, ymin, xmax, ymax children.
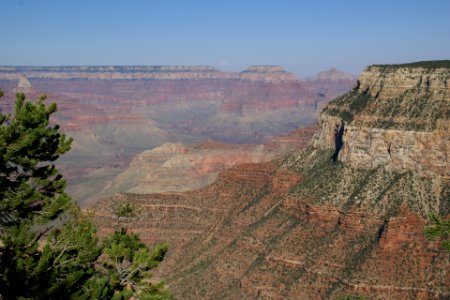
<box><xmin>1</xmin><ymin>0</ymin><xmax>449</xmax><ymax>77</ymax></box>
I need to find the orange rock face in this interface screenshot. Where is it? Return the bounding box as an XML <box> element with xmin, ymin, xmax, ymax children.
<box><xmin>101</xmin><ymin>126</ymin><xmax>317</xmax><ymax>197</ymax></box>
<box><xmin>93</xmin><ymin>155</ymin><xmax>449</xmax><ymax>299</ymax></box>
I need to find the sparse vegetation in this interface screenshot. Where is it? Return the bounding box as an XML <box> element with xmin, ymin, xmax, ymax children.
<box><xmin>371</xmin><ymin>60</ymin><xmax>450</xmax><ymax>69</ymax></box>
<box><xmin>336</xmin><ymin>294</ymin><xmax>367</xmax><ymax>300</ymax></box>
<box><xmin>323</xmin><ymin>62</ymin><xmax>449</xmax><ymax>131</ymax></box>
<box><xmin>113</xmin><ymin>201</ymin><xmax>140</xmax><ymax>229</ymax></box>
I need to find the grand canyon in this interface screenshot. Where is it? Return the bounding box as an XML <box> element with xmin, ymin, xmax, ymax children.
<box><xmin>2</xmin><ymin>2</ymin><xmax>449</xmax><ymax>299</ymax></box>
<box><xmin>92</xmin><ymin>62</ymin><xmax>449</xmax><ymax>299</ymax></box>
<box><xmin>3</xmin><ymin>61</ymin><xmax>447</xmax><ymax>299</ymax></box>
<box><xmin>0</xmin><ymin>65</ymin><xmax>354</xmax><ymax>206</ymax></box>
<box><xmin>0</xmin><ymin>61</ymin><xmax>449</xmax><ymax>300</ymax></box>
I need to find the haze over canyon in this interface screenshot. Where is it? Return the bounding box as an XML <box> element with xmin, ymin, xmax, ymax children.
<box><xmin>1</xmin><ymin>61</ymin><xmax>448</xmax><ymax>299</ymax></box>
<box><xmin>0</xmin><ymin>65</ymin><xmax>355</xmax><ymax>205</ymax></box>
<box><xmin>1</xmin><ymin>1</ymin><xmax>449</xmax><ymax>299</ymax></box>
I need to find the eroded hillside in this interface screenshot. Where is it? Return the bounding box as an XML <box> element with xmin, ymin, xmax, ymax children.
<box><xmin>93</xmin><ymin>62</ymin><xmax>449</xmax><ymax>299</ymax></box>
<box><xmin>99</xmin><ymin>125</ymin><xmax>316</xmax><ymax>198</ymax></box>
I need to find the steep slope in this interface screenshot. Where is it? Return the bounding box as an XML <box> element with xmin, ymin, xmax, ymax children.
<box><xmin>306</xmin><ymin>68</ymin><xmax>357</xmax><ymax>110</ymax></box>
<box><xmin>318</xmin><ymin>61</ymin><xmax>449</xmax><ymax>178</ymax></box>
<box><xmin>94</xmin><ymin>61</ymin><xmax>449</xmax><ymax>299</ymax></box>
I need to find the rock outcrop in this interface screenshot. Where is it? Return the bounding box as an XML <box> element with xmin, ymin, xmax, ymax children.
<box><xmin>0</xmin><ymin>65</ymin><xmax>297</xmax><ymax>81</ymax></box>
<box><xmin>240</xmin><ymin>65</ymin><xmax>298</xmax><ymax>81</ymax></box>
<box><xmin>315</xmin><ymin>61</ymin><xmax>450</xmax><ymax>178</ymax></box>
<box><xmin>93</xmin><ymin>61</ymin><xmax>450</xmax><ymax>300</ymax></box>
<box><xmin>94</xmin><ymin>150</ymin><xmax>449</xmax><ymax>300</ymax></box>
<box><xmin>14</xmin><ymin>76</ymin><xmax>33</xmax><ymax>93</ymax></box>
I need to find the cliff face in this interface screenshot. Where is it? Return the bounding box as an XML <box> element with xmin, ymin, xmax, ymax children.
<box><xmin>0</xmin><ymin>66</ymin><xmax>353</xmax><ymax>143</ymax></box>
<box><xmin>103</xmin><ymin>142</ymin><xmax>275</xmax><ymax>195</ymax></box>
<box><xmin>306</xmin><ymin>68</ymin><xmax>357</xmax><ymax>110</ymax></box>
<box><xmin>315</xmin><ymin>63</ymin><xmax>450</xmax><ymax>178</ymax></box>
<box><xmin>94</xmin><ymin>150</ymin><xmax>449</xmax><ymax>300</ymax></box>
<box><xmin>358</xmin><ymin>65</ymin><xmax>450</xmax><ymax>102</ymax></box>
<box><xmin>92</xmin><ymin>62</ymin><xmax>449</xmax><ymax>300</ymax></box>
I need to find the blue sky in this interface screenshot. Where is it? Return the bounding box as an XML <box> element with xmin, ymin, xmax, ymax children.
<box><xmin>1</xmin><ymin>0</ymin><xmax>449</xmax><ymax>76</ymax></box>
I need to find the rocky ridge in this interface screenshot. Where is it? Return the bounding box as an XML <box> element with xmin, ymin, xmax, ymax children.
<box><xmin>93</xmin><ymin>61</ymin><xmax>449</xmax><ymax>299</ymax></box>
<box><xmin>95</xmin><ymin>150</ymin><xmax>449</xmax><ymax>299</ymax></box>
<box><xmin>317</xmin><ymin>62</ymin><xmax>450</xmax><ymax>178</ymax></box>
<box><xmin>0</xmin><ymin>65</ymin><xmax>298</xmax><ymax>81</ymax></box>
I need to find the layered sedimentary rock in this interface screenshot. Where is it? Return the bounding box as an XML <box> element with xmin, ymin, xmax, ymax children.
<box><xmin>0</xmin><ymin>65</ymin><xmax>354</xmax><ymax>205</ymax></box>
<box><xmin>316</xmin><ymin>62</ymin><xmax>450</xmax><ymax>178</ymax></box>
<box><xmin>100</xmin><ymin>125</ymin><xmax>317</xmax><ymax>197</ymax></box>
<box><xmin>95</xmin><ymin>151</ymin><xmax>449</xmax><ymax>299</ymax></box>
<box><xmin>14</xmin><ymin>76</ymin><xmax>33</xmax><ymax>93</ymax></box>
<box><xmin>0</xmin><ymin>65</ymin><xmax>297</xmax><ymax>81</ymax></box>
<box><xmin>306</xmin><ymin>68</ymin><xmax>357</xmax><ymax>110</ymax></box>
<box><xmin>93</xmin><ymin>61</ymin><xmax>449</xmax><ymax>299</ymax></box>
<box><xmin>0</xmin><ymin>66</ymin><xmax>353</xmax><ymax>144</ymax></box>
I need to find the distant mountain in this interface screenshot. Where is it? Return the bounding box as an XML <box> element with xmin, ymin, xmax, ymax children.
<box><xmin>0</xmin><ymin>65</ymin><xmax>355</xmax><ymax>205</ymax></box>
<box><xmin>94</xmin><ymin>61</ymin><xmax>449</xmax><ymax>299</ymax></box>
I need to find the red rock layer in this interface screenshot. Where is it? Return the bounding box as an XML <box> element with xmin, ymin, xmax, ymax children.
<box><xmin>93</xmin><ymin>159</ymin><xmax>449</xmax><ymax>299</ymax></box>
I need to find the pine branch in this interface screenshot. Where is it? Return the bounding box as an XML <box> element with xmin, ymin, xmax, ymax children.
<box><xmin>33</xmin><ymin>225</ymin><xmax>53</xmax><ymax>243</ymax></box>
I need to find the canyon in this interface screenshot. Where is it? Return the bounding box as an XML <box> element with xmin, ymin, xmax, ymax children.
<box><xmin>101</xmin><ymin>126</ymin><xmax>317</xmax><ymax>197</ymax></box>
<box><xmin>0</xmin><ymin>66</ymin><xmax>354</xmax><ymax>205</ymax></box>
<box><xmin>93</xmin><ymin>61</ymin><xmax>449</xmax><ymax>299</ymax></box>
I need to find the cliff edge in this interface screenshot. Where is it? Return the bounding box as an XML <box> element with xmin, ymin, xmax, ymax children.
<box><xmin>314</xmin><ymin>61</ymin><xmax>450</xmax><ymax>178</ymax></box>
<box><xmin>93</xmin><ymin>61</ymin><xmax>449</xmax><ymax>299</ymax></box>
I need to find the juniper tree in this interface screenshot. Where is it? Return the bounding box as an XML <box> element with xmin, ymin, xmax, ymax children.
<box><xmin>113</xmin><ymin>201</ymin><xmax>140</xmax><ymax>229</ymax></box>
<box><xmin>0</xmin><ymin>92</ymin><xmax>171</xmax><ymax>299</ymax></box>
<box><xmin>424</xmin><ymin>213</ymin><xmax>450</xmax><ymax>252</ymax></box>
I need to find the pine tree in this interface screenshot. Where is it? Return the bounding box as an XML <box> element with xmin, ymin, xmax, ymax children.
<box><xmin>0</xmin><ymin>92</ymin><xmax>172</xmax><ymax>299</ymax></box>
<box><xmin>0</xmin><ymin>93</ymin><xmax>72</xmax><ymax>227</ymax></box>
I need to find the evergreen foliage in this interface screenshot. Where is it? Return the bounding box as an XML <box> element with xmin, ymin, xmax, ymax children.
<box><xmin>424</xmin><ymin>213</ymin><xmax>450</xmax><ymax>252</ymax></box>
<box><xmin>0</xmin><ymin>93</ymin><xmax>72</xmax><ymax>227</ymax></box>
<box><xmin>0</xmin><ymin>92</ymin><xmax>172</xmax><ymax>299</ymax></box>
<box><xmin>113</xmin><ymin>201</ymin><xmax>140</xmax><ymax>229</ymax></box>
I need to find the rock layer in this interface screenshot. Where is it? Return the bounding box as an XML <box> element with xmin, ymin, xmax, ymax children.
<box><xmin>100</xmin><ymin>126</ymin><xmax>317</xmax><ymax>197</ymax></box>
<box><xmin>92</xmin><ymin>62</ymin><xmax>450</xmax><ymax>299</ymax></box>
<box><xmin>316</xmin><ymin>63</ymin><xmax>450</xmax><ymax>178</ymax></box>
<box><xmin>0</xmin><ymin>66</ymin><xmax>354</xmax><ymax>204</ymax></box>
<box><xmin>94</xmin><ymin>149</ymin><xmax>449</xmax><ymax>299</ymax></box>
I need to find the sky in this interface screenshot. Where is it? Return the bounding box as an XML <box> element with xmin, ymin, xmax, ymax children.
<box><xmin>1</xmin><ymin>0</ymin><xmax>449</xmax><ymax>77</ymax></box>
